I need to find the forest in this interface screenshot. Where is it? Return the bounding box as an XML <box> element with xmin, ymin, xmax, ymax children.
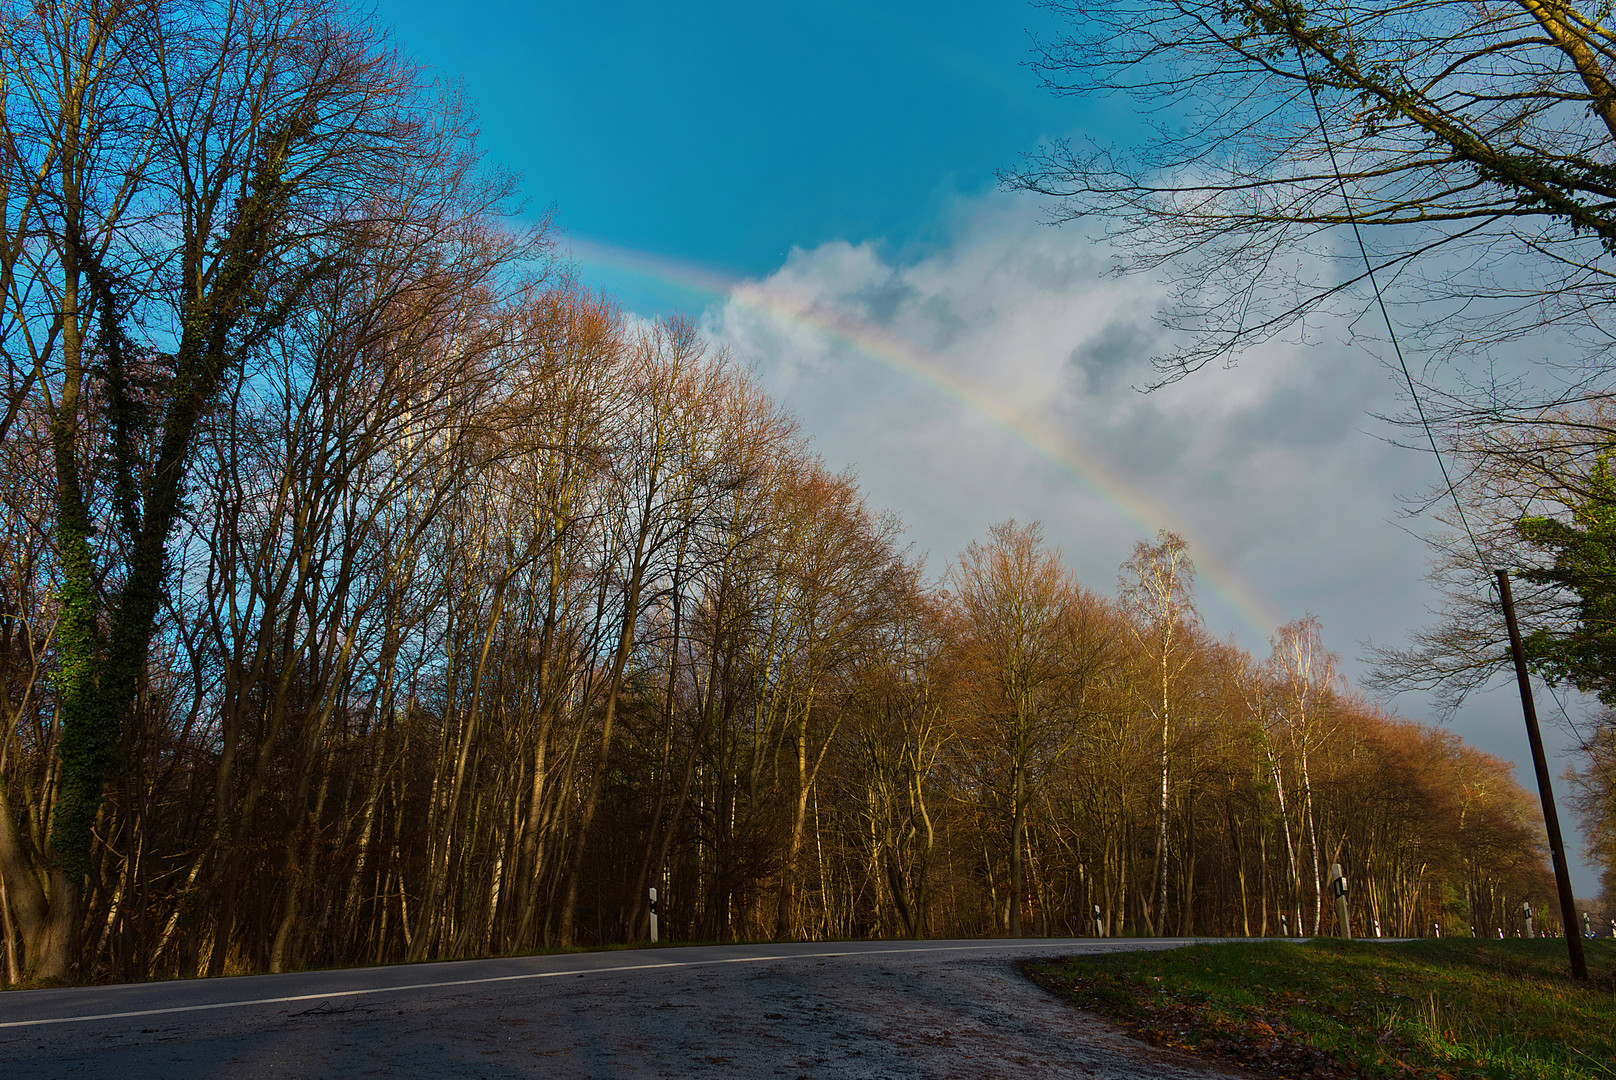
<box><xmin>0</xmin><ymin>0</ymin><xmax>1572</xmax><ymax>984</ymax></box>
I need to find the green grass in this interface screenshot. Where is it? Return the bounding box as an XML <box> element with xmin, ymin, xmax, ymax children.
<box><xmin>1026</xmin><ymin>938</ymin><xmax>1616</xmax><ymax>1080</ymax></box>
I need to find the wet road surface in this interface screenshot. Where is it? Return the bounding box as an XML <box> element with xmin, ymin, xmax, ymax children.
<box><xmin>1</xmin><ymin>938</ymin><xmax>1257</xmax><ymax>1078</ymax></box>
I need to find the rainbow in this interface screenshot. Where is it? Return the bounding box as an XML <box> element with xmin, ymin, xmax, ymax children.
<box><xmin>566</xmin><ymin>235</ymin><xmax>1292</xmax><ymax>647</ymax></box>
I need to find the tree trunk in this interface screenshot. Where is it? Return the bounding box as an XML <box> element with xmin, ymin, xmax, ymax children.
<box><xmin>1009</xmin><ymin>763</ymin><xmax>1025</xmax><ymax>937</ymax></box>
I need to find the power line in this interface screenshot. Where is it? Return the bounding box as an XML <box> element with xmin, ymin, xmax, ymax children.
<box><xmin>1285</xmin><ymin>17</ymin><xmax>1579</xmax><ymax>706</ymax></box>
<box><xmin>1281</xmin><ymin>10</ymin><xmax>1592</xmax><ymax>732</ymax></box>
<box><xmin>1285</xmin><ymin>28</ymin><xmax>1485</xmax><ymax>565</ymax></box>
<box><xmin>1284</xmin><ymin>13</ymin><xmax>1586</xmax><ymax>975</ymax></box>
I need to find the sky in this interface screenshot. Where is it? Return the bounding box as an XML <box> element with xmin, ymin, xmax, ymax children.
<box><xmin>373</xmin><ymin>0</ymin><xmax>1601</xmax><ymax>896</ymax></box>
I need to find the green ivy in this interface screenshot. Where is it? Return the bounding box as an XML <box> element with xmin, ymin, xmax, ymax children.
<box><xmin>47</xmin><ymin>468</ymin><xmax>111</xmax><ymax>883</ymax></box>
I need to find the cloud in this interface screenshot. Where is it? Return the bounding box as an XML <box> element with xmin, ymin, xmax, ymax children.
<box><xmin>704</xmin><ymin>192</ymin><xmax>1415</xmax><ymax>638</ymax></box>
<box><xmin>697</xmin><ymin>187</ymin><xmax>1601</xmax><ymax>893</ymax></box>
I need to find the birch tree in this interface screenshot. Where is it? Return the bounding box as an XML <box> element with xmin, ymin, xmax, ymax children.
<box><xmin>1118</xmin><ymin>530</ymin><xmax>1198</xmax><ymax>935</ymax></box>
<box><xmin>1268</xmin><ymin>616</ymin><xmax>1338</xmax><ymax>933</ymax></box>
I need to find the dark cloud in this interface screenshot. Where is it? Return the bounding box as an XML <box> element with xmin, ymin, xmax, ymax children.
<box><xmin>1067</xmin><ymin>319</ymin><xmax>1160</xmax><ymax>394</ymax></box>
<box><xmin>915</xmin><ymin>293</ymin><xmax>971</xmax><ymax>351</ymax></box>
<box><xmin>849</xmin><ymin>275</ymin><xmax>916</xmax><ymax>324</ymax></box>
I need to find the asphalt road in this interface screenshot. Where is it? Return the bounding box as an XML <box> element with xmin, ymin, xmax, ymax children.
<box><xmin>0</xmin><ymin>938</ymin><xmax>1257</xmax><ymax>1078</ymax></box>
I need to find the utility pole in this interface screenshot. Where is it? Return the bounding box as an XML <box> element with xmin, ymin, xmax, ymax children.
<box><xmin>1496</xmin><ymin>570</ymin><xmax>1587</xmax><ymax>980</ymax></box>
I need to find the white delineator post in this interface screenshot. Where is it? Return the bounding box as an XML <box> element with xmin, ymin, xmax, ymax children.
<box><xmin>1524</xmin><ymin>901</ymin><xmax>1534</xmax><ymax>940</ymax></box>
<box><xmin>649</xmin><ymin>887</ymin><xmax>659</xmax><ymax>944</ymax></box>
<box><xmin>1093</xmin><ymin>904</ymin><xmax>1102</xmax><ymax>938</ymax></box>
<box><xmin>1328</xmin><ymin>863</ymin><xmax>1351</xmax><ymax>941</ymax></box>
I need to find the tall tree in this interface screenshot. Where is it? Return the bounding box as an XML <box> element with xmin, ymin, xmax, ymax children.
<box><xmin>1268</xmin><ymin>616</ymin><xmax>1338</xmax><ymax>933</ymax></box>
<box><xmin>951</xmin><ymin>521</ymin><xmax>1114</xmax><ymax>936</ymax></box>
<box><xmin>0</xmin><ymin>0</ymin><xmax>531</xmax><ymax>979</ymax></box>
<box><xmin>1118</xmin><ymin>530</ymin><xmax>1198</xmax><ymax>935</ymax></box>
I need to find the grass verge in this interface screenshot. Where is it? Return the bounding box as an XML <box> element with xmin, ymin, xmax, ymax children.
<box><xmin>1025</xmin><ymin>937</ymin><xmax>1616</xmax><ymax>1079</ymax></box>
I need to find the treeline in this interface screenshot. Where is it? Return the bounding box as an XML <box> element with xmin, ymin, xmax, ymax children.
<box><xmin>0</xmin><ymin>282</ymin><xmax>1556</xmax><ymax>979</ymax></box>
<box><xmin>0</xmin><ymin>0</ymin><xmax>1554</xmax><ymax>984</ymax></box>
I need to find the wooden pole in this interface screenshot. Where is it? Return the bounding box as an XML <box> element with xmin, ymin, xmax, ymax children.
<box><xmin>1495</xmin><ymin>569</ymin><xmax>1588</xmax><ymax>980</ymax></box>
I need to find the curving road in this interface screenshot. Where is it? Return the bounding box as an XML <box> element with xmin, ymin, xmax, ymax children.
<box><xmin>1</xmin><ymin>938</ymin><xmax>1256</xmax><ymax>1078</ymax></box>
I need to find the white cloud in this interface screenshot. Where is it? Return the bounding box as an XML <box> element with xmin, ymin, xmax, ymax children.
<box><xmin>699</xmin><ymin>190</ymin><xmax>1600</xmax><ymax>892</ymax></box>
<box><xmin>705</xmin><ymin>192</ymin><xmax>1421</xmax><ymax>643</ymax></box>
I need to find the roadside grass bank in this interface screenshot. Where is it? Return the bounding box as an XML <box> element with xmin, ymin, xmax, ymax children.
<box><xmin>1026</xmin><ymin>938</ymin><xmax>1616</xmax><ymax>1079</ymax></box>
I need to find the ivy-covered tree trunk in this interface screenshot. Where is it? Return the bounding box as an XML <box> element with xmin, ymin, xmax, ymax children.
<box><xmin>4</xmin><ymin>0</ymin><xmax>342</xmax><ymax>980</ymax></box>
<box><xmin>62</xmin><ymin>170</ymin><xmax>274</xmax><ymax>952</ymax></box>
<box><xmin>36</xmin><ymin>414</ymin><xmax>101</xmax><ymax>979</ymax></box>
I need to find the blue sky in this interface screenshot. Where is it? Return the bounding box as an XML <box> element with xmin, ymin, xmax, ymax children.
<box><xmin>376</xmin><ymin>0</ymin><xmax>1104</xmax><ymax>308</ymax></box>
<box><xmin>373</xmin><ymin>0</ymin><xmax>1601</xmax><ymax>895</ymax></box>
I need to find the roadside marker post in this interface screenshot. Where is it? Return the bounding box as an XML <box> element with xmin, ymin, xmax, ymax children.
<box><xmin>1279</xmin><ymin>913</ymin><xmax>1288</xmax><ymax>937</ymax></box>
<box><xmin>1092</xmin><ymin>904</ymin><xmax>1102</xmax><ymax>938</ymax></box>
<box><xmin>649</xmin><ymin>888</ymin><xmax>659</xmax><ymax>944</ymax></box>
<box><xmin>1524</xmin><ymin>902</ymin><xmax>1534</xmax><ymax>940</ymax></box>
<box><xmin>1328</xmin><ymin>863</ymin><xmax>1351</xmax><ymax>941</ymax></box>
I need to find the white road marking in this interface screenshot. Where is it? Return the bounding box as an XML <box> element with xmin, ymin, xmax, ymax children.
<box><xmin>0</xmin><ymin>940</ymin><xmax>1132</xmax><ymax>1030</ymax></box>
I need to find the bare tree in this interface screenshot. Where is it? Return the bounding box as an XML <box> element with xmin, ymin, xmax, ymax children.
<box><xmin>1268</xmin><ymin>616</ymin><xmax>1339</xmax><ymax>933</ymax></box>
<box><xmin>0</xmin><ymin>0</ymin><xmax>534</xmax><ymax>980</ymax></box>
<box><xmin>1007</xmin><ymin>0</ymin><xmax>1616</xmax><ymax>386</ymax></box>
<box><xmin>950</xmin><ymin>521</ymin><xmax>1117</xmax><ymax>937</ymax></box>
<box><xmin>1118</xmin><ymin>530</ymin><xmax>1198</xmax><ymax>935</ymax></box>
